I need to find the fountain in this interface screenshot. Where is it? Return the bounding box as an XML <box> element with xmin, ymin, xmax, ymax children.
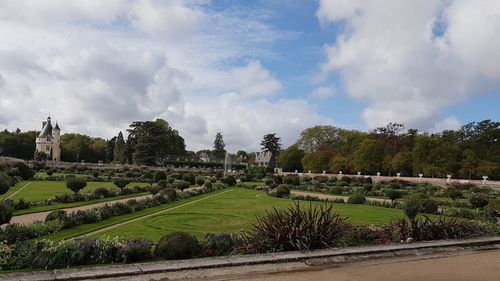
<box><xmin>224</xmin><ymin>151</ymin><xmax>232</xmax><ymax>176</ymax></box>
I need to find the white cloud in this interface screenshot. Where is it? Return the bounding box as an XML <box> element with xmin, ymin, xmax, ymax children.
<box><xmin>310</xmin><ymin>86</ymin><xmax>335</xmax><ymax>99</ymax></box>
<box><xmin>182</xmin><ymin>93</ymin><xmax>332</xmax><ymax>151</ymax></box>
<box><xmin>0</xmin><ymin>0</ymin><xmax>327</xmax><ymax>152</ymax></box>
<box><xmin>431</xmin><ymin>116</ymin><xmax>462</xmax><ymax>132</ymax></box>
<box><xmin>231</xmin><ymin>60</ymin><xmax>282</xmax><ymax>99</ymax></box>
<box><xmin>317</xmin><ymin>0</ymin><xmax>500</xmax><ymax>130</ymax></box>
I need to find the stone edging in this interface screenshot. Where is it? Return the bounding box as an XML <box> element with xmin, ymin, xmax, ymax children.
<box><xmin>2</xmin><ymin>236</ymin><xmax>500</xmax><ymax>281</ymax></box>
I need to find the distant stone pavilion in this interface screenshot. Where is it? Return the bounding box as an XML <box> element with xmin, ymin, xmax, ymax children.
<box><xmin>35</xmin><ymin>116</ymin><xmax>61</xmax><ymax>161</ymax></box>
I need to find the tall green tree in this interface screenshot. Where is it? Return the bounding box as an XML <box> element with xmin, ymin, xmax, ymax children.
<box><xmin>278</xmin><ymin>145</ymin><xmax>305</xmax><ymax>172</ymax></box>
<box><xmin>127</xmin><ymin>119</ymin><xmax>186</xmax><ymax>166</ymax></box>
<box><xmin>105</xmin><ymin>136</ymin><xmax>116</xmax><ymax>163</ymax></box>
<box><xmin>351</xmin><ymin>139</ymin><xmax>385</xmax><ymax>174</ymax></box>
<box><xmin>113</xmin><ymin>132</ymin><xmax>126</xmax><ymax>164</ymax></box>
<box><xmin>213</xmin><ymin>132</ymin><xmax>226</xmax><ymax>158</ymax></box>
<box><xmin>261</xmin><ymin>133</ymin><xmax>282</xmax><ymax>169</ymax></box>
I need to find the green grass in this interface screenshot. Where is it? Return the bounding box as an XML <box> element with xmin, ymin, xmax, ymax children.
<box><xmin>9</xmin><ymin>181</ymin><xmax>151</xmax><ymax>202</ymax></box>
<box><xmin>0</xmin><ymin>181</ymin><xmax>29</xmax><ymax>201</ymax></box>
<box><xmin>95</xmin><ymin>188</ymin><xmax>405</xmax><ymax>242</ymax></box>
<box><xmin>37</xmin><ymin>190</ymin><xmax>231</xmax><ymax>241</ymax></box>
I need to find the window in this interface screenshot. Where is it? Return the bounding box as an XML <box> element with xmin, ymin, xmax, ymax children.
<box><xmin>47</xmin><ymin>137</ymin><xmax>50</xmax><ymax>141</ymax></box>
<box><xmin>46</xmin><ymin>146</ymin><xmax>50</xmax><ymax>151</ymax></box>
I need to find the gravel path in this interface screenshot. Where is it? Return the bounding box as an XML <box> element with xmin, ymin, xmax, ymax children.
<box><xmin>291</xmin><ymin>190</ymin><xmax>393</xmax><ymax>204</ymax></box>
<box><xmin>10</xmin><ymin>194</ymin><xmax>152</xmax><ymax>225</ymax></box>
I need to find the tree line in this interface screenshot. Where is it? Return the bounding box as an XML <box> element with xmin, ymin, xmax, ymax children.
<box><xmin>279</xmin><ymin>120</ymin><xmax>500</xmax><ymax>180</ymax></box>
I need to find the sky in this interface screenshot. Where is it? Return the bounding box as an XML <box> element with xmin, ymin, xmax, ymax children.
<box><xmin>0</xmin><ymin>0</ymin><xmax>499</xmax><ymax>152</ymax></box>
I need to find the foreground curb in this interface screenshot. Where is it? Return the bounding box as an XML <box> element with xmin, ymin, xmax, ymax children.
<box><xmin>3</xmin><ymin>236</ymin><xmax>500</xmax><ymax>281</ymax></box>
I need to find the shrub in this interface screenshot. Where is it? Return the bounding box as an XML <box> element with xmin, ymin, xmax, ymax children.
<box><xmin>155</xmin><ymin>231</ymin><xmax>201</xmax><ymax>260</ymax></box>
<box><xmin>352</xmin><ymin>225</ymin><xmax>393</xmax><ymax>245</ymax></box>
<box><xmin>420</xmin><ymin>198</ymin><xmax>439</xmax><ymax>214</ymax></box>
<box><xmin>283</xmin><ymin>175</ymin><xmax>300</xmax><ymax>186</ymax></box>
<box><xmin>159</xmin><ymin>188</ymin><xmax>178</xmax><ymax>200</ymax></box>
<box><xmin>404</xmin><ymin>195</ymin><xmax>421</xmax><ymax>221</ymax></box>
<box><xmin>174</xmin><ymin>180</ymin><xmax>191</xmax><ymax>191</ymax></box>
<box><xmin>394</xmin><ymin>216</ymin><xmax>485</xmax><ymax>242</ymax></box>
<box><xmin>347</xmin><ymin>194</ymin><xmax>366</xmax><ymax>204</ymax></box>
<box><xmin>0</xmin><ymin>179</ymin><xmax>9</xmax><ymax>195</ymax></box>
<box><xmin>0</xmin><ymin>203</ymin><xmax>13</xmax><ymax>224</ymax></box>
<box><xmin>153</xmin><ymin>171</ymin><xmax>167</xmax><ymax>182</ymax></box>
<box><xmin>119</xmin><ymin>238</ymin><xmax>154</xmax><ymax>263</ymax></box>
<box><xmin>195</xmin><ymin>176</ymin><xmax>205</xmax><ymax>186</ymax></box>
<box><xmin>241</xmin><ymin>202</ymin><xmax>346</xmax><ymax>253</ymax></box>
<box><xmin>384</xmin><ymin>189</ymin><xmax>402</xmax><ymax>204</ymax></box>
<box><xmin>182</xmin><ymin>173</ymin><xmax>196</xmax><ymax>185</ymax></box>
<box><xmin>469</xmin><ymin>193</ymin><xmax>489</xmax><ymax>209</ymax></box>
<box><xmin>45</xmin><ymin>210</ymin><xmax>67</xmax><ymax>222</ymax></box>
<box><xmin>340</xmin><ymin>176</ymin><xmax>352</xmax><ymax>184</ymax></box>
<box><xmin>275</xmin><ymin>184</ymin><xmax>290</xmax><ymax>198</ymax></box>
<box><xmin>14</xmin><ymin>163</ymin><xmax>34</xmax><ymax>180</ymax></box>
<box><xmin>203</xmin><ymin>233</ymin><xmax>241</xmax><ymax>256</ymax></box>
<box><xmin>113</xmin><ymin>178</ymin><xmax>130</xmax><ymax>189</ymax></box>
<box><xmin>221</xmin><ymin>176</ymin><xmax>237</xmax><ymax>187</ymax></box>
<box><xmin>329</xmin><ymin>186</ymin><xmax>343</xmax><ymax>195</ymax></box>
<box><xmin>46</xmin><ymin>170</ymin><xmax>54</xmax><ymax>176</ymax></box>
<box><xmin>446</xmin><ymin>189</ymin><xmax>463</xmax><ymax>200</ymax></box>
<box><xmin>65</xmin><ymin>177</ymin><xmax>87</xmax><ymax>194</ymax></box>
<box><xmin>93</xmin><ymin>187</ymin><xmax>112</xmax><ymax>198</ymax></box>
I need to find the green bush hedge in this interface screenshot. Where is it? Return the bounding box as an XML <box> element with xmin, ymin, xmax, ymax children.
<box><xmin>155</xmin><ymin>231</ymin><xmax>201</xmax><ymax>260</ymax></box>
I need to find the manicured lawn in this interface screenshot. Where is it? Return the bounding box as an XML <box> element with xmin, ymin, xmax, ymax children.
<box><xmin>0</xmin><ymin>181</ymin><xmax>29</xmax><ymax>201</ymax></box>
<box><xmin>9</xmin><ymin>181</ymin><xmax>151</xmax><ymax>202</ymax></box>
<box><xmin>97</xmin><ymin>188</ymin><xmax>405</xmax><ymax>242</ymax></box>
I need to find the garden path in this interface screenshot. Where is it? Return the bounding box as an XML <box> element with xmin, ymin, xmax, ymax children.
<box><xmin>10</xmin><ymin>194</ymin><xmax>151</xmax><ymax>224</ymax></box>
<box><xmin>291</xmin><ymin>190</ymin><xmax>393</xmax><ymax>204</ymax></box>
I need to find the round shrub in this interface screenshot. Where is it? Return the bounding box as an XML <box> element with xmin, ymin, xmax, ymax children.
<box><xmin>153</xmin><ymin>171</ymin><xmax>167</xmax><ymax>182</ymax></box>
<box><xmin>92</xmin><ymin>171</ymin><xmax>99</xmax><ymax>178</ymax></box>
<box><xmin>93</xmin><ymin>187</ymin><xmax>111</xmax><ymax>198</ymax></box>
<box><xmin>14</xmin><ymin>162</ymin><xmax>34</xmax><ymax>180</ymax></box>
<box><xmin>46</xmin><ymin>170</ymin><xmax>54</xmax><ymax>176</ymax></box>
<box><xmin>469</xmin><ymin>193</ymin><xmax>489</xmax><ymax>209</ymax></box>
<box><xmin>174</xmin><ymin>180</ymin><xmax>191</xmax><ymax>191</ymax></box>
<box><xmin>155</xmin><ymin>231</ymin><xmax>201</xmax><ymax>260</ymax></box>
<box><xmin>347</xmin><ymin>194</ymin><xmax>366</xmax><ymax>204</ymax></box>
<box><xmin>275</xmin><ymin>184</ymin><xmax>291</xmax><ymax>198</ymax></box>
<box><xmin>384</xmin><ymin>188</ymin><xmax>402</xmax><ymax>203</ymax></box>
<box><xmin>181</xmin><ymin>173</ymin><xmax>195</xmax><ymax>185</ymax></box>
<box><xmin>329</xmin><ymin>186</ymin><xmax>343</xmax><ymax>195</ymax></box>
<box><xmin>113</xmin><ymin>178</ymin><xmax>130</xmax><ymax>189</ymax></box>
<box><xmin>221</xmin><ymin>176</ymin><xmax>236</xmax><ymax>187</ymax></box>
<box><xmin>45</xmin><ymin>210</ymin><xmax>67</xmax><ymax>222</ymax></box>
<box><xmin>0</xmin><ymin>179</ymin><xmax>10</xmax><ymax>195</ymax></box>
<box><xmin>0</xmin><ymin>202</ymin><xmax>13</xmax><ymax>224</ymax></box>
<box><xmin>65</xmin><ymin>178</ymin><xmax>87</xmax><ymax>194</ymax></box>
<box><xmin>284</xmin><ymin>175</ymin><xmax>300</xmax><ymax>186</ymax></box>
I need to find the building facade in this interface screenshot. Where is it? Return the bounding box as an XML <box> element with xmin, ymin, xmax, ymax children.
<box><xmin>35</xmin><ymin>116</ymin><xmax>61</xmax><ymax>161</ymax></box>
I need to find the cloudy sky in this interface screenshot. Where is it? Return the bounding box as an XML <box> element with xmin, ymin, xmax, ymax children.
<box><xmin>0</xmin><ymin>0</ymin><xmax>499</xmax><ymax>151</ymax></box>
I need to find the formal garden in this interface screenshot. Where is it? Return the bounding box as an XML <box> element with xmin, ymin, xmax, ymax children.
<box><xmin>0</xmin><ymin>162</ymin><xmax>498</xmax><ymax>272</ymax></box>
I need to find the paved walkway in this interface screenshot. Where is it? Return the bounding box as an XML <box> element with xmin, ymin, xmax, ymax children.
<box><xmin>201</xmin><ymin>250</ymin><xmax>500</xmax><ymax>281</ymax></box>
<box><xmin>291</xmin><ymin>190</ymin><xmax>393</xmax><ymax>204</ymax></box>
<box><xmin>10</xmin><ymin>194</ymin><xmax>151</xmax><ymax>224</ymax></box>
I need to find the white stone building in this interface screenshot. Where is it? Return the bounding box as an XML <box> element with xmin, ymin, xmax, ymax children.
<box><xmin>35</xmin><ymin>116</ymin><xmax>61</xmax><ymax>161</ymax></box>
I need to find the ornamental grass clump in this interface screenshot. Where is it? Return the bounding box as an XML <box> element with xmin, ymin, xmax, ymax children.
<box><xmin>241</xmin><ymin>202</ymin><xmax>347</xmax><ymax>253</ymax></box>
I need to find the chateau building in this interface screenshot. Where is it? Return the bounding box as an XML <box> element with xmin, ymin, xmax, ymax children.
<box><xmin>35</xmin><ymin>116</ymin><xmax>61</xmax><ymax>161</ymax></box>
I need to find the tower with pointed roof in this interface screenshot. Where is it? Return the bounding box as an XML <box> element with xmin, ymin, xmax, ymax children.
<box><xmin>35</xmin><ymin>116</ymin><xmax>61</xmax><ymax>161</ymax></box>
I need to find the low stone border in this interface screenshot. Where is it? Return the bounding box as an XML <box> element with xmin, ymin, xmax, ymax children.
<box><xmin>3</xmin><ymin>236</ymin><xmax>500</xmax><ymax>281</ymax></box>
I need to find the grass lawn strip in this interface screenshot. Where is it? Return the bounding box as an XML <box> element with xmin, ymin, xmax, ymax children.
<box><xmin>36</xmin><ymin>189</ymin><xmax>233</xmax><ymax>242</ymax></box>
<box><xmin>80</xmin><ymin>189</ymin><xmax>235</xmax><ymax>238</ymax></box>
<box><xmin>99</xmin><ymin>189</ymin><xmax>407</xmax><ymax>242</ymax></box>
<box><xmin>0</xmin><ymin>181</ymin><xmax>31</xmax><ymax>201</ymax></box>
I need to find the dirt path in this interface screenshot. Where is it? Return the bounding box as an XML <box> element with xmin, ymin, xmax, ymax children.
<box><xmin>73</xmin><ymin>189</ymin><xmax>234</xmax><ymax>239</ymax></box>
<box><xmin>4</xmin><ymin>181</ymin><xmax>32</xmax><ymax>200</ymax></box>
<box><xmin>220</xmin><ymin>250</ymin><xmax>500</xmax><ymax>281</ymax></box>
<box><xmin>291</xmin><ymin>190</ymin><xmax>393</xmax><ymax>204</ymax></box>
<box><xmin>10</xmin><ymin>194</ymin><xmax>152</xmax><ymax>224</ymax></box>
